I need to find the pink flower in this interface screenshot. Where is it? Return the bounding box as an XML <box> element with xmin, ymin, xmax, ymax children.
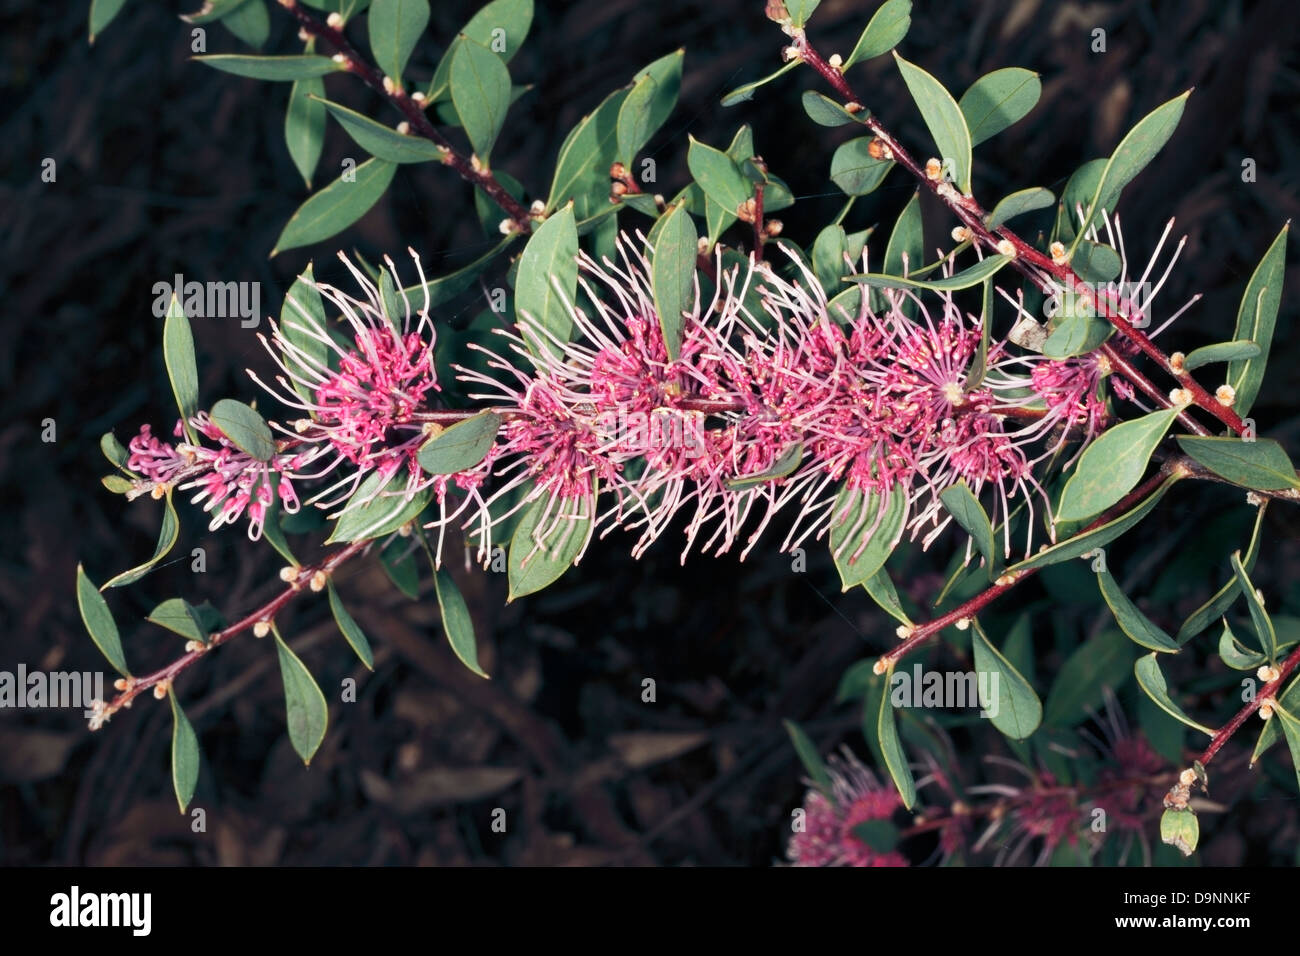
<box><xmin>787</xmin><ymin>748</ymin><xmax>908</xmax><ymax>867</ymax></box>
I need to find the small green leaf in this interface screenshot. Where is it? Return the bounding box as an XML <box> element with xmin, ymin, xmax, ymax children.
<box><xmin>687</xmin><ymin>135</ymin><xmax>750</xmax><ymax>213</ymax></box>
<box><xmin>280</xmin><ymin>264</ymin><xmax>330</xmax><ymax>408</ymax></box>
<box><xmin>1218</xmin><ymin>620</ymin><xmax>1266</xmax><ymax>670</ymax></box>
<box><xmin>1043</xmin><ymin>629</ymin><xmax>1134</xmax><ymax>726</ymax></box>
<box><xmin>89</xmin><ymin>0</ymin><xmax>131</xmax><ymax>41</ymax></box>
<box><xmin>147</xmin><ymin>598</ymin><xmax>211</xmax><ymax>643</ymax></box>
<box><xmin>546</xmin><ymin>86</ymin><xmax>628</xmax><ymax>212</ymax></box>
<box><xmin>846</xmin><ymin>254</ymin><xmax>1010</xmax><ymax>292</ymax></box>
<box><xmin>1231</xmin><ymin>550</ymin><xmax>1277</xmax><ymax>661</ymax></box>
<box><xmin>829</xmin><ymin>137</ymin><xmax>893</xmax><ymax>196</ymax></box>
<box><xmin>829</xmin><ymin>482</ymin><xmax>906</xmax><ymax>591</ymax></box>
<box><xmin>220</xmin><ymin>0</ymin><xmax>270</xmax><ymax>49</ymax></box>
<box><xmin>1176</xmin><ymin>435</ymin><xmax>1300</xmax><ymax>492</ymax></box>
<box><xmin>163</xmin><ymin>294</ymin><xmax>200</xmax><ymax>444</ymax></box>
<box><xmin>1177</xmin><ymin>503</ymin><xmax>1266</xmax><ymax>642</ymax></box>
<box><xmin>1070</xmin><ymin>240</ymin><xmax>1122</xmax><ymax>283</ymax></box>
<box><xmin>1160</xmin><ymin>807</ymin><xmax>1199</xmax><ymax>857</ymax></box>
<box><xmin>515</xmin><ymin>203</ymin><xmax>578</xmax><ymax>354</ymax></box>
<box><xmin>434</xmin><ymin>568</ymin><xmax>488</xmax><ymax>677</ymax></box>
<box><xmin>318</xmin><ymin>98</ymin><xmax>447</xmax><ymax>163</ymax></box>
<box><xmin>194</xmin><ymin>54</ymin><xmax>343</xmax><ymax>80</ymax></box>
<box><xmin>650</xmin><ymin>203</ymin><xmax>698</xmax><ymax>363</ymax></box>
<box><xmin>103</xmin><ymin>489</ymin><xmax>180</xmax><ymax>589</ymax></box>
<box><xmin>783</xmin><ymin>718</ymin><xmax>832</xmax><ymax>794</ymax></box>
<box><xmin>1097</xmin><ymin>566</ymin><xmax>1180</xmax><ymax>652</ymax></box>
<box><xmin>894</xmin><ymin>52</ymin><xmax>972</xmax><ymax>193</ymax></box>
<box><xmin>286</xmin><ymin>74</ymin><xmax>326</xmax><ymax>187</ymax></box>
<box><xmin>76</xmin><ymin>565</ymin><xmax>128</xmax><ymax>676</ymax></box>
<box><xmin>785</xmin><ymin>0</ymin><xmax>820</xmax><ymax>27</ymax></box>
<box><xmin>939</xmin><ymin>481</ymin><xmax>996</xmax><ymax>577</ymax></box>
<box><xmin>1182</xmin><ymin>340</ymin><xmax>1260</xmax><ymax>371</ymax></box>
<box><xmin>1227</xmin><ymin>223</ymin><xmax>1289</xmax><ymax>417</ymax></box>
<box><xmin>812</xmin><ymin>224</ymin><xmax>848</xmax><ymax>291</ymax></box>
<box><xmin>958</xmin><ymin>68</ymin><xmax>1040</xmax><ymax>146</ymax></box>
<box><xmin>101</xmin><ymin>432</ymin><xmax>129</xmax><ymax>470</ymax></box>
<box><xmin>1057</xmin><ymin>407</ymin><xmax>1180</xmax><ymax>522</ymax></box>
<box><xmin>971</xmin><ymin>619</ymin><xmax>1042</xmax><ymax>739</ymax></box>
<box><xmin>450</xmin><ymin>35</ymin><xmax>511</xmax><ymax>160</ymax></box>
<box><xmin>210</xmin><ymin>398</ymin><xmax>276</xmax><ymax>461</ymax></box>
<box><xmin>1010</xmin><ymin>475</ymin><xmax>1179</xmax><ymax>573</ymax></box>
<box><xmin>616</xmin><ymin>50</ymin><xmax>684</xmax><ymax>166</ymax></box>
<box><xmin>326</xmin><ymin>471</ymin><xmax>432</xmax><ymax>542</ymax></box>
<box><xmin>1273</xmin><ymin>703</ymin><xmax>1300</xmax><ymax>795</ymax></box>
<box><xmin>727</xmin><ymin>443</ymin><xmax>803</xmax><ymax>490</ymax></box>
<box><xmin>877</xmin><ymin>666</ymin><xmax>916</xmax><ymax>809</ymax></box>
<box><xmin>274</xmin><ymin>631</ymin><xmax>329</xmax><ymax>764</ymax></box>
<box><xmin>326</xmin><ymin>582</ymin><xmax>374</xmax><ymax>670</ymax></box>
<box><xmin>1134</xmin><ymin>653</ymin><xmax>1214</xmax><ymax>736</ymax></box>
<box><xmin>862</xmin><ymin>567</ymin><xmax>912</xmax><ymax>627</ymax></box>
<box><xmin>801</xmin><ymin>90</ymin><xmax>864</xmax><ymax>127</ymax></box>
<box><xmin>417</xmin><ymin>411</ymin><xmax>501</xmax><ymax>475</ymax></box>
<box><xmin>368</xmin><ymin>0</ymin><xmax>429</xmax><ymax>84</ymax></box>
<box><xmin>1070</xmin><ymin>91</ymin><xmax>1189</xmax><ymax>252</ymax></box>
<box><xmin>1251</xmin><ymin>673</ymin><xmax>1300</xmax><ymax>765</ymax></box>
<box><xmin>845</xmin><ymin>0</ymin><xmax>911</xmax><ymax>67</ymax></box>
<box><xmin>985</xmin><ymin>187</ymin><xmax>1055</xmax><ymax>228</ymax></box>
<box><xmin>720</xmin><ymin>60</ymin><xmax>799</xmax><ymax>107</ymax></box>
<box><xmin>168</xmin><ymin>689</ymin><xmax>201</xmax><ymax>813</ymax></box>
<box><xmin>883</xmin><ymin>191</ymin><xmax>924</xmax><ymax>282</ymax></box>
<box><xmin>1041</xmin><ymin>308</ymin><xmax>1112</xmax><ymax>359</ymax></box>
<box><xmin>272</xmin><ymin>157</ymin><xmax>397</xmax><ymax>256</ymax></box>
<box><xmin>507</xmin><ymin>493</ymin><xmax>593</xmax><ymax>600</ymax></box>
<box><xmin>102</xmin><ymin>475</ymin><xmax>135</xmax><ymax>494</ymax></box>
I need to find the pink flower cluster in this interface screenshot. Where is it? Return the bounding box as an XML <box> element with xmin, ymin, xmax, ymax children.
<box><xmin>787</xmin><ymin>749</ymin><xmax>907</xmax><ymax>867</ymax></box>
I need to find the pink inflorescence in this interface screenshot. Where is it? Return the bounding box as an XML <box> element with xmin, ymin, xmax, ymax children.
<box><xmin>787</xmin><ymin>749</ymin><xmax>908</xmax><ymax>867</ymax></box>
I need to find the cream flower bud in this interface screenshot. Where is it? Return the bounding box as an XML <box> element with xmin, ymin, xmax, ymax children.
<box><xmin>253</xmin><ymin>621</ymin><xmax>271</xmax><ymax>638</ymax></box>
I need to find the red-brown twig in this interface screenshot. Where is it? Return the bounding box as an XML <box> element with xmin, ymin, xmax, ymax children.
<box><xmin>1198</xmin><ymin>642</ymin><xmax>1300</xmax><ymax>768</ymax></box>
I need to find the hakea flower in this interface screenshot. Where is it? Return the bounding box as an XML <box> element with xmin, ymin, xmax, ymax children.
<box><xmin>787</xmin><ymin>748</ymin><xmax>908</xmax><ymax>867</ymax></box>
<box><xmin>127</xmin><ymin>412</ymin><xmax>305</xmax><ymax>540</ymax></box>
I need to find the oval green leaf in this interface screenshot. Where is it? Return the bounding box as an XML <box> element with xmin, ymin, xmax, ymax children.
<box><xmin>1057</xmin><ymin>407</ymin><xmax>1180</xmax><ymax>522</ymax></box>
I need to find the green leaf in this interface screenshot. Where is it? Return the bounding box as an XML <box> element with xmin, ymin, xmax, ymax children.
<box><xmin>326</xmin><ymin>582</ymin><xmax>374</xmax><ymax>670</ymax></box>
<box><xmin>162</xmin><ymin>294</ymin><xmax>200</xmax><ymax>444</ymax></box>
<box><xmin>168</xmin><ymin>689</ymin><xmax>201</xmax><ymax>813</ymax></box>
<box><xmin>1097</xmin><ymin>566</ymin><xmax>1180</xmax><ymax>652</ymax></box>
<box><xmin>101</xmin><ymin>432</ymin><xmax>129</xmax><ymax>470</ymax></box>
<box><xmin>210</xmin><ymin>398</ymin><xmax>275</xmax><ymax>461</ymax></box>
<box><xmin>1070</xmin><ymin>240</ymin><xmax>1122</xmax><ymax>283</ymax></box>
<box><xmin>76</xmin><ymin>565</ymin><xmax>128</xmax><ymax>676</ymax></box>
<box><xmin>272</xmin><ymin>157</ymin><xmax>397</xmax><ymax>256</ymax></box>
<box><xmin>546</xmin><ymin>86</ymin><xmax>627</xmax><ymax>212</ymax></box>
<box><xmin>326</xmin><ymin>471</ymin><xmax>432</xmax><ymax>542</ymax></box>
<box><xmin>939</xmin><ymin>481</ymin><xmax>996</xmax><ymax>577</ymax></box>
<box><xmin>433</xmin><ymin>568</ymin><xmax>488</xmax><ymax>677</ymax></box>
<box><xmin>102</xmin><ymin>474</ymin><xmax>134</xmax><ymax>494</ymax></box>
<box><xmin>1056</xmin><ymin>158</ymin><xmax>1107</xmax><ymax>241</ymax></box>
<box><xmin>727</xmin><ymin>443</ymin><xmax>804</xmax><ymax>490</ymax></box>
<box><xmin>893</xmin><ymin>52</ymin><xmax>972</xmax><ymax>193</ymax></box>
<box><xmin>1251</xmin><ymin>673</ymin><xmax>1300</xmax><ymax>765</ymax></box>
<box><xmin>182</xmin><ymin>0</ymin><xmax>250</xmax><ymax>25</ymax></box>
<box><xmin>1176</xmin><ymin>436</ymin><xmax>1300</xmax><ymax>492</ymax></box>
<box><xmin>1160</xmin><ymin>807</ymin><xmax>1199</xmax><ymax>857</ymax></box>
<box><xmin>785</xmin><ymin>0</ymin><xmax>820</xmax><ymax>27</ymax></box>
<box><xmin>829</xmin><ymin>482</ymin><xmax>906</xmax><ymax>591</ymax></box>
<box><xmin>829</xmin><ymin>137</ymin><xmax>893</xmax><ymax>196</ymax></box>
<box><xmin>616</xmin><ymin>50</ymin><xmax>684</xmax><ymax>165</ymax></box>
<box><xmin>884</xmin><ymin>191</ymin><xmax>924</xmax><ymax>279</ymax></box>
<box><xmin>1218</xmin><ymin>620</ymin><xmax>1266</xmax><ymax>670</ymax></box>
<box><xmin>1134</xmin><ymin>653</ymin><xmax>1214</xmax><ymax>736</ymax></box>
<box><xmin>286</xmin><ymin>74</ymin><xmax>326</xmax><ymax>187</ymax></box>
<box><xmin>971</xmin><ymin>619</ymin><xmax>1042</xmax><ymax>739</ymax></box>
<box><xmin>985</xmin><ymin>187</ymin><xmax>1055</xmax><ymax>228</ymax></box>
<box><xmin>368</xmin><ymin>0</ymin><xmax>429</xmax><ymax>83</ymax></box>
<box><xmin>147</xmin><ymin>598</ymin><xmax>211</xmax><ymax>643</ymax></box>
<box><xmin>783</xmin><ymin>718</ymin><xmax>832</xmax><ymax>794</ymax></box>
<box><xmin>862</xmin><ymin>567</ymin><xmax>912</xmax><ymax>626</ymax></box>
<box><xmin>1273</xmin><ymin>703</ymin><xmax>1300</xmax><ymax>796</ymax></box>
<box><xmin>1057</xmin><ymin>407</ymin><xmax>1179</xmax><ymax>522</ymax></box>
<box><xmin>515</xmin><ymin>204</ymin><xmax>579</xmax><ymax>354</ymax></box>
<box><xmin>417</xmin><ymin>411</ymin><xmax>501</xmax><ymax>474</ymax></box>
<box><xmin>274</xmin><ymin>631</ymin><xmax>329</xmax><ymax>764</ymax></box>
<box><xmin>1227</xmin><ymin>223</ymin><xmax>1289</xmax><ymax>417</ymax></box>
<box><xmin>846</xmin><ymin>254</ymin><xmax>1010</xmax><ymax>292</ymax></box>
<box><xmin>1177</xmin><ymin>503</ymin><xmax>1266</xmax><ymax>643</ymax></box>
<box><xmin>650</xmin><ymin>203</ymin><xmax>698</xmax><ymax>363</ymax></box>
<box><xmin>687</xmin><ymin>135</ymin><xmax>750</xmax><ymax>213</ymax></box>
<box><xmin>1043</xmin><ymin>629</ymin><xmax>1134</xmax><ymax>726</ymax></box>
<box><xmin>877</xmin><ymin>666</ymin><xmax>916</xmax><ymax>809</ymax></box>
<box><xmin>1069</xmin><ymin>91</ymin><xmax>1189</xmax><ymax>252</ymax></box>
<box><xmin>1231</xmin><ymin>550</ymin><xmax>1277</xmax><ymax>661</ymax></box>
<box><xmin>845</xmin><ymin>0</ymin><xmax>911</xmax><ymax>67</ymax></box>
<box><xmin>1010</xmin><ymin>474</ymin><xmax>1178</xmax><ymax>573</ymax></box>
<box><xmin>1181</xmin><ymin>339</ymin><xmax>1260</xmax><ymax>371</ymax></box>
<box><xmin>220</xmin><ymin>0</ymin><xmax>270</xmax><ymax>49</ymax></box>
<box><xmin>1041</xmin><ymin>309</ymin><xmax>1112</xmax><ymax>359</ymax></box>
<box><xmin>958</xmin><ymin>68</ymin><xmax>1040</xmax><ymax>146</ymax></box>
<box><xmin>317</xmin><ymin>98</ymin><xmax>446</xmax><ymax>163</ymax></box>
<box><xmin>194</xmin><ymin>54</ymin><xmax>343</xmax><ymax>80</ymax></box>
<box><xmin>507</xmin><ymin>493</ymin><xmax>592</xmax><ymax>600</ymax></box>
<box><xmin>103</xmin><ymin>489</ymin><xmax>180</xmax><ymax>589</ymax></box>
<box><xmin>279</xmin><ymin>264</ymin><xmax>330</xmax><ymax>408</ymax></box>
<box><xmin>89</xmin><ymin>0</ymin><xmax>130</xmax><ymax>42</ymax></box>
<box><xmin>450</xmin><ymin>36</ymin><xmax>511</xmax><ymax>160</ymax></box>
<box><xmin>720</xmin><ymin>60</ymin><xmax>798</xmax><ymax>107</ymax></box>
<box><xmin>801</xmin><ymin>91</ymin><xmax>864</xmax><ymax>127</ymax></box>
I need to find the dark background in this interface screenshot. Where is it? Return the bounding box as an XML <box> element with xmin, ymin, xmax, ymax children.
<box><xmin>1</xmin><ymin>0</ymin><xmax>1298</xmax><ymax>866</ymax></box>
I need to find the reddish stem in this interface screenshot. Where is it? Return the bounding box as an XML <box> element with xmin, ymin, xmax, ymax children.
<box><xmin>1198</xmin><ymin>642</ymin><xmax>1300</xmax><ymax>767</ymax></box>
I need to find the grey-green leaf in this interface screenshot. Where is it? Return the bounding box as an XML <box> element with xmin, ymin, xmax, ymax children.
<box><xmin>894</xmin><ymin>52</ymin><xmax>972</xmax><ymax>193</ymax></box>
<box><xmin>318</xmin><ymin>98</ymin><xmax>447</xmax><ymax>163</ymax></box>
<box><xmin>326</xmin><ymin>471</ymin><xmax>432</xmax><ymax>542</ymax></box>
<box><xmin>1135</xmin><ymin>653</ymin><xmax>1214</xmax><ymax>736</ymax></box>
<box><xmin>163</xmin><ymin>294</ymin><xmax>200</xmax><ymax>444</ymax></box>
<box><xmin>286</xmin><ymin>74</ymin><xmax>326</xmax><ymax>187</ymax></box>
<box><xmin>845</xmin><ymin>0</ymin><xmax>911</xmax><ymax>67</ymax></box>
<box><xmin>280</xmin><ymin>264</ymin><xmax>330</xmax><ymax>408</ymax></box>
<box><xmin>327</xmin><ymin>582</ymin><xmax>374</xmax><ymax>670</ymax></box>
<box><xmin>368</xmin><ymin>0</ymin><xmax>429</xmax><ymax>84</ymax></box>
<box><xmin>1057</xmin><ymin>407</ymin><xmax>1179</xmax><ymax>522</ymax></box>
<box><xmin>829</xmin><ymin>482</ymin><xmax>907</xmax><ymax>591</ymax></box>
<box><xmin>846</xmin><ymin>254</ymin><xmax>1010</xmax><ymax>292</ymax></box>
<box><xmin>275</xmin><ymin>631</ymin><xmax>329</xmax><ymax>764</ymax></box>
<box><xmin>210</xmin><ymin>398</ymin><xmax>276</xmax><ymax>461</ymax></box>
<box><xmin>194</xmin><ymin>54</ymin><xmax>343</xmax><ymax>80</ymax></box>
<box><xmin>971</xmin><ymin>619</ymin><xmax>1042</xmax><ymax>739</ymax></box>
<box><xmin>1219</xmin><ymin>620</ymin><xmax>1266</xmax><ymax>670</ymax></box>
<box><xmin>1231</xmin><ymin>550</ymin><xmax>1277</xmax><ymax>661</ymax></box>
<box><xmin>1182</xmin><ymin>339</ymin><xmax>1260</xmax><ymax>372</ymax></box>
<box><xmin>169</xmin><ymin>689</ymin><xmax>200</xmax><ymax>813</ymax></box>
<box><xmin>727</xmin><ymin>443</ymin><xmax>804</xmax><ymax>490</ymax></box>
<box><xmin>1097</xmin><ymin>566</ymin><xmax>1180</xmax><ymax>652</ymax></box>
<box><xmin>434</xmin><ymin>568</ymin><xmax>488</xmax><ymax>678</ymax></box>
<box><xmin>272</xmin><ymin>157</ymin><xmax>397</xmax><ymax>256</ymax></box>
<box><xmin>687</xmin><ymin>135</ymin><xmax>750</xmax><ymax>213</ymax></box>
<box><xmin>103</xmin><ymin>489</ymin><xmax>180</xmax><ymax>589</ymax></box>
<box><xmin>958</xmin><ymin>68</ymin><xmax>1040</xmax><ymax>146</ymax></box>
<box><xmin>985</xmin><ymin>186</ymin><xmax>1054</xmax><ymax>229</ymax></box>
<box><xmin>450</xmin><ymin>35</ymin><xmax>511</xmax><ymax>161</ymax></box>
<box><xmin>77</xmin><ymin>565</ymin><xmax>128</xmax><ymax>676</ymax></box>
<box><xmin>720</xmin><ymin>60</ymin><xmax>798</xmax><ymax>107</ymax></box>
<box><xmin>829</xmin><ymin>137</ymin><xmax>893</xmax><ymax>196</ymax></box>
<box><xmin>515</xmin><ymin>204</ymin><xmax>578</xmax><ymax>355</ymax></box>
<box><xmin>616</xmin><ymin>50</ymin><xmax>684</xmax><ymax>166</ymax></box>
<box><xmin>1226</xmin><ymin>223</ymin><xmax>1289</xmax><ymax>417</ymax></box>
<box><xmin>417</xmin><ymin>411</ymin><xmax>501</xmax><ymax>475</ymax></box>
<box><xmin>89</xmin><ymin>0</ymin><xmax>130</xmax><ymax>42</ymax></box>
<box><xmin>940</xmin><ymin>481</ymin><xmax>996</xmax><ymax>577</ymax></box>
<box><xmin>1176</xmin><ymin>502</ymin><xmax>1266</xmax><ymax>642</ymax></box>
<box><xmin>801</xmin><ymin>90</ymin><xmax>864</xmax><ymax>127</ymax></box>
<box><xmin>507</xmin><ymin>493</ymin><xmax>592</xmax><ymax>600</ymax></box>
<box><xmin>877</xmin><ymin>667</ymin><xmax>916</xmax><ymax>809</ymax></box>
<box><xmin>1176</xmin><ymin>436</ymin><xmax>1300</xmax><ymax>492</ymax></box>
<box><xmin>650</xmin><ymin>203</ymin><xmax>698</xmax><ymax>363</ymax></box>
